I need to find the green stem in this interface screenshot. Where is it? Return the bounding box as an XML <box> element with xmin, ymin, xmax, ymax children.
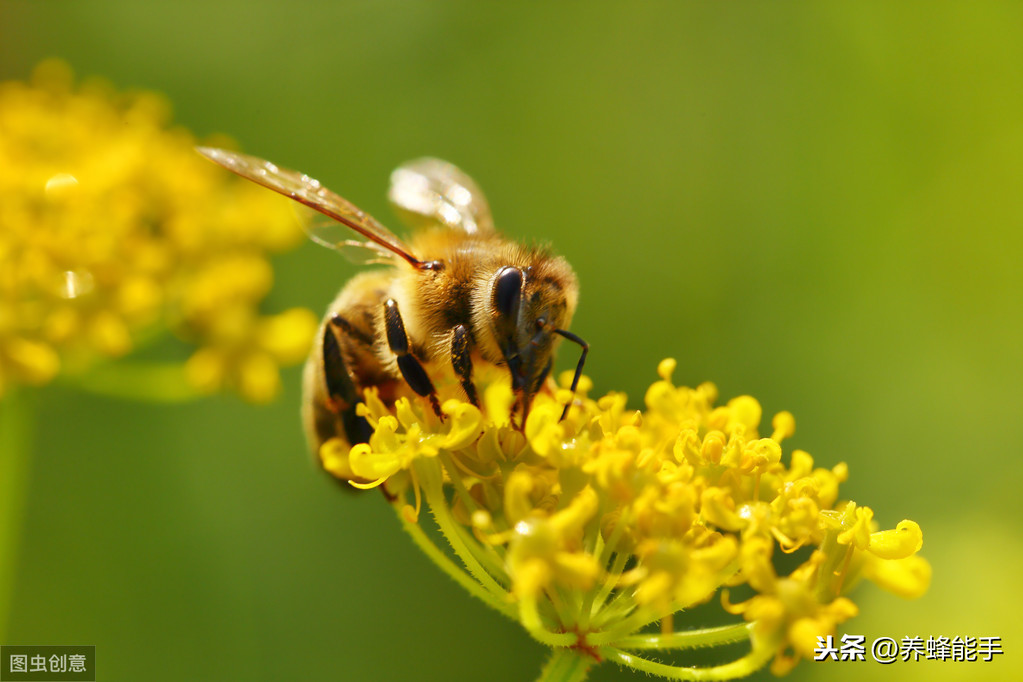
<box><xmin>415</xmin><ymin>458</ymin><xmax>508</xmax><ymax>600</ymax></box>
<box><xmin>614</xmin><ymin>622</ymin><xmax>754</xmax><ymax>650</ymax></box>
<box><xmin>589</xmin><ymin>587</ymin><xmax>636</xmax><ymax>629</ymax></box>
<box><xmin>601</xmin><ymin>638</ymin><xmax>774</xmax><ymax>680</ymax></box>
<box><xmin>535</xmin><ymin>646</ymin><xmax>593</xmax><ymax>682</ymax></box>
<box><xmin>448</xmin><ymin>518</ymin><xmax>511</xmax><ymax>590</ymax></box>
<box><xmin>519</xmin><ymin>595</ymin><xmax>577</xmax><ymax>647</ymax></box>
<box><xmin>399</xmin><ymin>510</ymin><xmax>516</xmax><ymax>620</ymax></box>
<box><xmin>587</xmin><ymin>605</ymin><xmax>659</xmax><ymax>646</ymax></box>
<box><xmin>591</xmin><ymin>560</ymin><xmax>740</xmax><ymax>637</ymax></box>
<box><xmin>68</xmin><ymin>361</ymin><xmax>200</xmax><ymax>403</ymax></box>
<box><xmin>436</xmin><ymin>452</ymin><xmax>511</xmax><ymax>587</ymax></box>
<box><xmin>0</xmin><ymin>387</ymin><xmax>36</xmax><ymax>641</ymax></box>
<box><xmin>587</xmin><ymin>550</ymin><xmax>629</xmax><ymax>624</ymax></box>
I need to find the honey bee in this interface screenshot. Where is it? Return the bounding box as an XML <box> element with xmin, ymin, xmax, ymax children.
<box><xmin>197</xmin><ymin>148</ymin><xmax>588</xmax><ymax>477</ymax></box>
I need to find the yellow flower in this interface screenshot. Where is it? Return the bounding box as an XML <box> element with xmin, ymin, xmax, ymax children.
<box><xmin>327</xmin><ymin>359</ymin><xmax>930</xmax><ymax>679</ymax></box>
<box><xmin>506</xmin><ymin>486</ymin><xmax>602</xmax><ymax>598</ymax></box>
<box><xmin>0</xmin><ymin>59</ymin><xmax>317</xmax><ymax>401</ymax></box>
<box><xmin>727</xmin><ymin>572</ymin><xmax>860</xmax><ymax>675</ymax></box>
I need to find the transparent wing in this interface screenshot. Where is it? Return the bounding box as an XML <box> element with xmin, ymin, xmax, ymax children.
<box><xmin>304</xmin><ymin>213</ymin><xmax>398</xmax><ymax>265</ymax></box>
<box><xmin>197</xmin><ymin>147</ymin><xmax>422</xmax><ymax>267</ymax></box>
<box><xmin>388</xmin><ymin>158</ymin><xmax>495</xmax><ymax>235</ymax></box>
<box><xmin>336</xmin><ymin>239</ymin><xmax>397</xmax><ymax>265</ymax></box>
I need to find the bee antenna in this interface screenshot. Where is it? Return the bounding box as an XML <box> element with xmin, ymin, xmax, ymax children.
<box><xmin>554</xmin><ymin>329</ymin><xmax>589</xmax><ymax>421</ymax></box>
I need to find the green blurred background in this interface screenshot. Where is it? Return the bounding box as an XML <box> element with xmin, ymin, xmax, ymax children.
<box><xmin>2</xmin><ymin>1</ymin><xmax>1020</xmax><ymax>680</ymax></box>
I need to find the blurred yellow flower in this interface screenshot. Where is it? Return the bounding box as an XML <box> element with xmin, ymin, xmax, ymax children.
<box><xmin>324</xmin><ymin>360</ymin><xmax>930</xmax><ymax>679</ymax></box>
<box><xmin>0</xmin><ymin>59</ymin><xmax>317</xmax><ymax>401</ymax></box>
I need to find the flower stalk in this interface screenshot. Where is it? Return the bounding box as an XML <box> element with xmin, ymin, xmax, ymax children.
<box><xmin>0</xmin><ymin>388</ymin><xmax>36</xmax><ymax>642</ymax></box>
<box><xmin>536</xmin><ymin>647</ymin><xmax>592</xmax><ymax>682</ymax></box>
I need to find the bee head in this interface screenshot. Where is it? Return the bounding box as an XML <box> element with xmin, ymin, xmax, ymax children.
<box><xmin>488</xmin><ymin>256</ymin><xmax>578</xmax><ymax>417</ymax></box>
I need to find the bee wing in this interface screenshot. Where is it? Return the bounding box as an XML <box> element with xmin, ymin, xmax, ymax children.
<box><xmin>388</xmin><ymin>158</ymin><xmax>495</xmax><ymax>236</ymax></box>
<box><xmin>301</xmin><ymin>213</ymin><xmax>400</xmax><ymax>265</ymax></box>
<box><xmin>336</xmin><ymin>240</ymin><xmax>399</xmax><ymax>265</ymax></box>
<box><xmin>197</xmin><ymin>147</ymin><xmax>422</xmax><ymax>267</ymax></box>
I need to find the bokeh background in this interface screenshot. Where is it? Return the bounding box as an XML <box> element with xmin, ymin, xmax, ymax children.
<box><xmin>2</xmin><ymin>2</ymin><xmax>1020</xmax><ymax>680</ymax></box>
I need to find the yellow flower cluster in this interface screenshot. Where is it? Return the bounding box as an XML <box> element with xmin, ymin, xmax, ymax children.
<box><xmin>321</xmin><ymin>359</ymin><xmax>930</xmax><ymax>678</ymax></box>
<box><xmin>0</xmin><ymin>60</ymin><xmax>317</xmax><ymax>401</ymax></box>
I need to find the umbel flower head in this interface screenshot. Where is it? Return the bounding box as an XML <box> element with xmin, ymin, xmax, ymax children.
<box><xmin>320</xmin><ymin>359</ymin><xmax>930</xmax><ymax>679</ymax></box>
<box><xmin>0</xmin><ymin>59</ymin><xmax>317</xmax><ymax>402</ymax></box>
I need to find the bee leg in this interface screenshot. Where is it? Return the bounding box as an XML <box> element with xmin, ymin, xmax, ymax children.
<box><xmin>323</xmin><ymin>314</ymin><xmax>372</xmax><ymax>445</ymax></box>
<box><xmin>451</xmin><ymin>324</ymin><xmax>479</xmax><ymax>407</ymax></box>
<box><xmin>323</xmin><ymin>314</ymin><xmax>356</xmax><ymax>406</ymax></box>
<box><xmin>384</xmin><ymin>299</ymin><xmax>444</xmax><ymax>419</ymax></box>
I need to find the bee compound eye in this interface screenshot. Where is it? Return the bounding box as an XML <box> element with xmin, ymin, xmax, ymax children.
<box><xmin>494</xmin><ymin>266</ymin><xmax>523</xmax><ymax>318</ymax></box>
